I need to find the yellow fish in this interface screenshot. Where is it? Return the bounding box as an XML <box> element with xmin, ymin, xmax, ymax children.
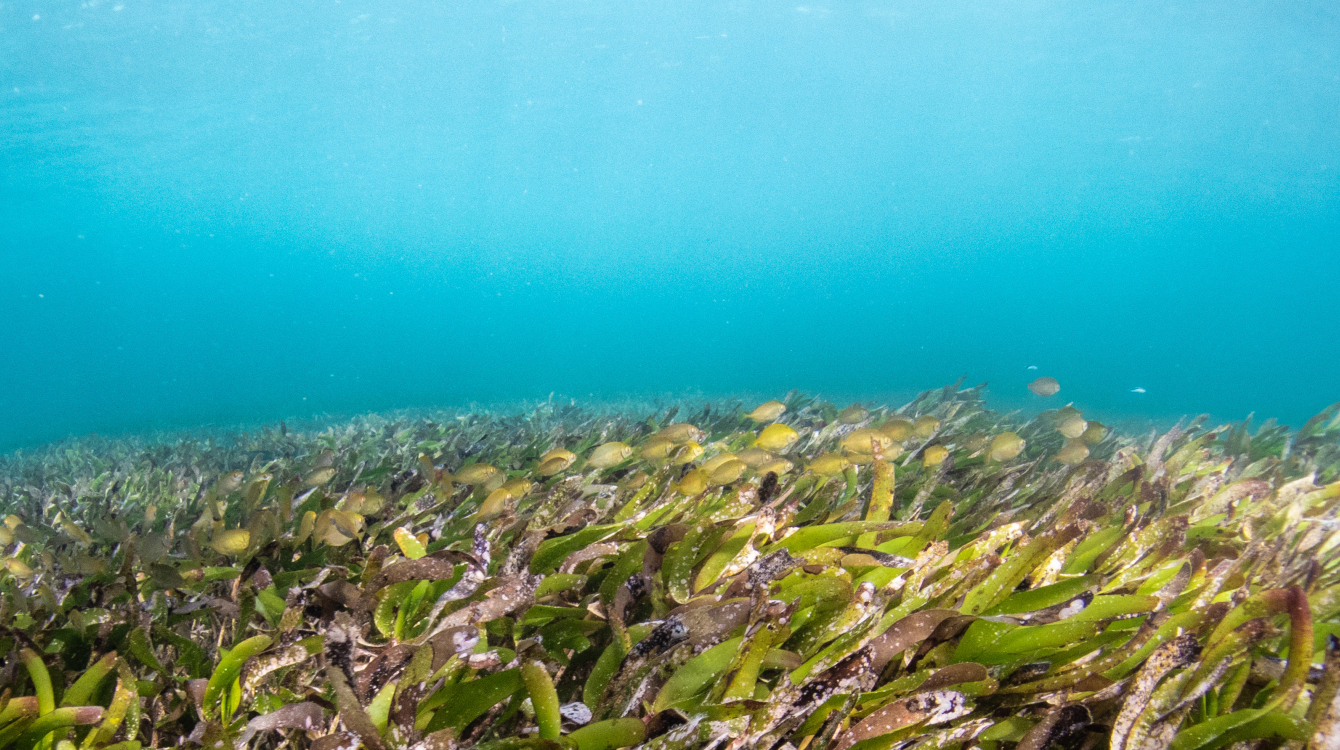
<box><xmin>922</xmin><ymin>445</ymin><xmax>949</xmax><ymax>467</ymax></box>
<box><xmin>747</xmin><ymin>400</ymin><xmax>787</xmax><ymax>422</ymax></box>
<box><xmin>989</xmin><ymin>432</ymin><xmax>1026</xmax><ymax>461</ymax></box>
<box><xmin>541</xmin><ymin>447</ymin><xmax>575</xmax><ymax>465</ymax></box>
<box><xmin>502</xmin><ymin>478</ymin><xmax>533</xmax><ymax>496</ymax></box>
<box><xmin>294</xmin><ymin>511</ymin><xmax>317</xmax><ymax>546</ymax></box>
<box><xmin>675</xmin><ymin>468</ymin><xmax>710</xmax><ymax>496</ymax></box>
<box><xmin>485</xmin><ymin>471</ymin><xmax>508</xmax><ymax>492</ymax></box>
<box><xmin>963</xmin><ymin>433</ymin><xmax>990</xmax><ymax>452</ymax></box>
<box><xmin>1028</xmin><ymin>376</ymin><xmax>1061</xmax><ymax>396</ymax></box>
<box><xmin>708</xmin><ymin>459</ymin><xmax>748</xmax><ymax>486</ymax></box>
<box><xmin>701</xmin><ymin>452</ymin><xmax>739</xmax><ymax>474</ymax></box>
<box><xmin>418</xmin><ymin>453</ymin><xmax>439</xmax><ymax>484</ymax></box>
<box><xmin>756</xmin><ymin>458</ymin><xmax>794</xmax><ymax>476</ymax></box>
<box><xmin>841</xmin><ymin>428</ymin><xmax>893</xmax><ymax>455</ymax></box>
<box><xmin>669</xmin><ymin>441</ymin><xmax>705</xmax><ymax>465</ymax></box>
<box><xmin>880</xmin><ymin>419</ymin><xmax>913</xmax><ymax>442</ymax></box>
<box><xmin>836</xmin><ymin>404</ymin><xmax>868</xmax><ymax>425</ymax></box>
<box><xmin>57</xmin><ymin>513</ymin><xmax>93</xmax><ymax>545</ymax></box>
<box><xmin>736</xmin><ymin>448</ymin><xmax>777</xmax><ymax>467</ymax></box>
<box><xmin>330</xmin><ymin>510</ymin><xmax>364</xmax><ymax>539</ymax></box>
<box><xmin>656</xmin><ymin>423</ymin><xmax>704</xmax><ymax>444</ymax></box>
<box><xmin>913</xmin><ymin>415</ymin><xmax>940</xmax><ymax>438</ymax></box>
<box><xmin>538</xmin><ymin>448</ymin><xmax>577</xmax><ymax>476</ymax></box>
<box><xmin>808</xmin><ymin>453</ymin><xmax>851</xmax><ymax>477</ymax></box>
<box><xmin>620</xmin><ymin>470</ymin><xmax>650</xmax><ymax>490</ymax></box>
<box><xmin>1081</xmin><ymin>421</ymin><xmax>1108</xmax><ymax>445</ymax></box>
<box><xmin>303</xmin><ymin>466</ymin><xmax>337</xmax><ymax>487</ymax></box>
<box><xmin>537</xmin><ymin>457</ymin><xmax>568</xmax><ymax>475</ymax></box>
<box><xmin>541</xmin><ymin>447</ymin><xmax>575</xmax><ymax>463</ymax></box>
<box><xmin>456</xmin><ymin>463</ymin><xmax>500</xmax><ymax>485</ymax></box>
<box><xmin>211</xmin><ymin>528</ymin><xmax>251</xmax><ymax>555</ymax></box>
<box><xmin>756</xmin><ymin>423</ymin><xmax>800</xmax><ymax>451</ymax></box>
<box><xmin>1057</xmin><ymin>413</ymin><xmax>1088</xmax><ymax>440</ymax></box>
<box><xmin>218</xmin><ymin>470</ymin><xmax>245</xmax><ymax>494</ymax></box>
<box><xmin>588</xmin><ymin>442</ymin><xmax>633</xmax><ymax>469</ymax></box>
<box><xmin>1055</xmin><ymin>440</ymin><xmax>1090</xmax><ymax>465</ymax></box>
<box><xmin>245</xmin><ymin>473</ymin><xmax>273</xmax><ymax>506</ymax></box>
<box><xmin>848</xmin><ymin>445</ymin><xmax>905</xmax><ymax>465</ymax></box>
<box><xmin>640</xmin><ymin>436</ymin><xmax>677</xmax><ymax>461</ymax></box>
<box><xmin>477</xmin><ymin>486</ymin><xmax>517</xmax><ymax>520</ymax></box>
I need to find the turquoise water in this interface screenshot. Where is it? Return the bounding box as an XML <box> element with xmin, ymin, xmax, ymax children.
<box><xmin>2</xmin><ymin>0</ymin><xmax>1338</xmax><ymax>451</ymax></box>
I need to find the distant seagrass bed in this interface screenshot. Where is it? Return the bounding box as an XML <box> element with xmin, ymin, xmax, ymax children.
<box><xmin>0</xmin><ymin>385</ymin><xmax>1337</xmax><ymax>750</ymax></box>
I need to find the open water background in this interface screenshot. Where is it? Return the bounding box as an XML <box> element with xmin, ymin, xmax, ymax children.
<box><xmin>2</xmin><ymin>0</ymin><xmax>1338</xmax><ymax>451</ymax></box>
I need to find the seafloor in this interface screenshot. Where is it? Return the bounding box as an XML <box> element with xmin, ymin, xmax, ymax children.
<box><xmin>0</xmin><ymin>385</ymin><xmax>1337</xmax><ymax>750</ymax></box>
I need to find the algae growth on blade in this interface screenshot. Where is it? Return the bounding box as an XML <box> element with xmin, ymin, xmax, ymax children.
<box><xmin>0</xmin><ymin>386</ymin><xmax>1339</xmax><ymax>750</ymax></box>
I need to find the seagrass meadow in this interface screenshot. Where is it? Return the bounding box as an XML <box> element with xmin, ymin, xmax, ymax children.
<box><xmin>1</xmin><ymin>386</ymin><xmax>1339</xmax><ymax>750</ymax></box>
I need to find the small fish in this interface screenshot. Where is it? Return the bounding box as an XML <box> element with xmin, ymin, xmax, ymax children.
<box><xmin>55</xmin><ymin>513</ymin><xmax>92</xmax><ymax>545</ymax></box>
<box><xmin>4</xmin><ymin>558</ymin><xmax>34</xmax><ymax>577</ymax></box>
<box><xmin>218</xmin><ymin>470</ymin><xmax>245</xmax><ymax>494</ymax></box>
<box><xmin>756</xmin><ymin>423</ymin><xmax>800</xmax><ymax>451</ymax></box>
<box><xmin>619</xmin><ymin>470</ymin><xmax>649</xmax><ymax>490</ymax></box>
<box><xmin>707</xmin><ymin>459</ymin><xmax>747</xmax><ymax>486</ymax></box>
<box><xmin>989</xmin><ymin>432</ymin><xmax>1026</xmax><ymax>461</ymax></box>
<box><xmin>756</xmin><ymin>458</ymin><xmax>794</xmax><ymax>476</ymax></box>
<box><xmin>501</xmin><ymin>478</ymin><xmax>533</xmax><ymax>496</ymax></box>
<box><xmin>541</xmin><ymin>447</ymin><xmax>576</xmax><ymax>464</ymax></box>
<box><xmin>808</xmin><ymin>452</ymin><xmax>851</xmax><ymax>477</ymax></box>
<box><xmin>962</xmin><ymin>433</ymin><xmax>990</xmax><ymax>452</ymax></box>
<box><xmin>1055</xmin><ymin>439</ymin><xmax>1090</xmax><ymax>465</ymax></box>
<box><xmin>656</xmin><ymin>423</ymin><xmax>704</xmax><ymax>444</ymax></box>
<box><xmin>674</xmin><ymin>468</ymin><xmax>709</xmax><ymax>495</ymax></box>
<box><xmin>330</xmin><ymin>509</ymin><xmax>364</xmax><ymax>539</ymax></box>
<box><xmin>359</xmin><ymin>489</ymin><xmax>386</xmax><ymax>516</ymax></box>
<box><xmin>700</xmin><ymin>452</ymin><xmax>739</xmax><ymax>474</ymax></box>
<box><xmin>669</xmin><ymin>441</ymin><xmax>705</xmax><ymax>465</ymax></box>
<box><xmin>477</xmin><ymin>486</ymin><xmax>517</xmax><ymax>521</ymax></box>
<box><xmin>1028</xmin><ymin>377</ymin><xmax>1061</xmax><ymax>397</ymax></box>
<box><xmin>588</xmin><ymin>441</ymin><xmax>633</xmax><ymax>468</ymax></box>
<box><xmin>537</xmin><ymin>448</ymin><xmax>577</xmax><ymax>475</ymax></box>
<box><xmin>316</xmin><ymin>510</ymin><xmax>356</xmax><ymax>547</ymax></box>
<box><xmin>746</xmin><ymin>400</ymin><xmax>787</xmax><ymax>422</ymax></box>
<box><xmin>536</xmin><ymin>456</ymin><xmax>569</xmax><ymax>475</ymax></box>
<box><xmin>640</xmin><ymin>436</ymin><xmax>676</xmax><ymax>461</ymax></box>
<box><xmin>1081</xmin><ymin>421</ymin><xmax>1109</xmax><ymax>445</ymax></box>
<box><xmin>922</xmin><ymin>445</ymin><xmax>949</xmax><ymax>467</ymax></box>
<box><xmin>736</xmin><ymin>447</ymin><xmax>777</xmax><ymax>467</ymax></box>
<box><xmin>841</xmin><ymin>428</ymin><xmax>893</xmax><ymax>455</ymax></box>
<box><xmin>303</xmin><ymin>466</ymin><xmax>337</xmax><ymax>487</ymax></box>
<box><xmin>1130</xmin><ymin>387</ymin><xmax>1146</xmax><ymax>394</ymax></box>
<box><xmin>211</xmin><ymin>528</ymin><xmax>251</xmax><ymax>555</ymax></box>
<box><xmin>456</xmin><ymin>463</ymin><xmax>500</xmax><ymax>485</ymax></box>
<box><xmin>836</xmin><ymin>404</ymin><xmax>869</xmax><ymax>425</ymax></box>
<box><xmin>1057</xmin><ymin>413</ymin><xmax>1088</xmax><ymax>440</ymax></box>
<box><xmin>880</xmin><ymin>418</ymin><xmax>913</xmax><ymax>442</ymax></box>
<box><xmin>913</xmin><ymin>415</ymin><xmax>940</xmax><ymax>438</ymax></box>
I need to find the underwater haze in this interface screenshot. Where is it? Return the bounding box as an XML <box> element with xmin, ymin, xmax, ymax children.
<box><xmin>2</xmin><ymin>0</ymin><xmax>1339</xmax><ymax>451</ymax></box>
